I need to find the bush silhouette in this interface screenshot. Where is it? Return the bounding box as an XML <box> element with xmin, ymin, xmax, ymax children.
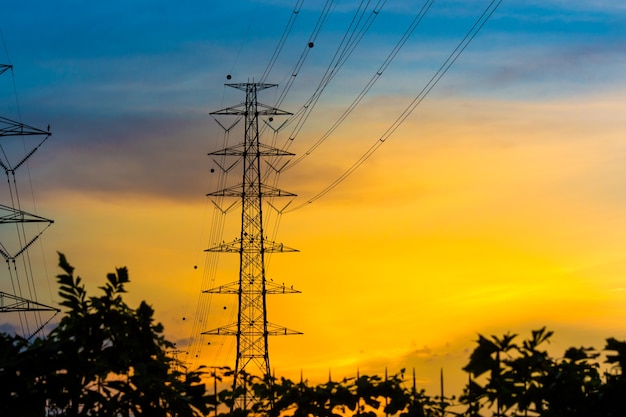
<box><xmin>0</xmin><ymin>253</ymin><xmax>212</xmax><ymax>416</ymax></box>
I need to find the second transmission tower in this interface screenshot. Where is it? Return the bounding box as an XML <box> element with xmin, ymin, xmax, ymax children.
<box><xmin>202</xmin><ymin>82</ymin><xmax>301</xmax><ymax>410</ymax></box>
<box><xmin>1</xmin><ymin>63</ymin><xmax>58</xmax><ymax>337</ymax></box>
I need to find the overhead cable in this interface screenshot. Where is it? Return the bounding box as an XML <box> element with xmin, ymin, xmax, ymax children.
<box><xmin>283</xmin><ymin>0</ymin><xmax>436</xmax><ymax>171</ymax></box>
<box><xmin>285</xmin><ymin>0</ymin><xmax>504</xmax><ymax>213</ymax></box>
<box><xmin>271</xmin><ymin>0</ymin><xmax>335</xmax><ymax>110</ymax></box>
<box><xmin>259</xmin><ymin>0</ymin><xmax>305</xmax><ymax>83</ymax></box>
<box><xmin>281</xmin><ymin>0</ymin><xmax>386</xmax><ymax>143</ymax></box>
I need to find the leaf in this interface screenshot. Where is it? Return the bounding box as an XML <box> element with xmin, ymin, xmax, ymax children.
<box><xmin>56</xmin><ymin>252</ymin><xmax>74</xmax><ymax>275</ymax></box>
<box><xmin>523</xmin><ymin>327</ymin><xmax>553</xmax><ymax>352</ymax></box>
<box><xmin>464</xmin><ymin>335</ymin><xmax>500</xmax><ymax>376</ymax></box>
<box><xmin>605</xmin><ymin>337</ymin><xmax>626</xmax><ymax>369</ymax></box>
<box><xmin>564</xmin><ymin>346</ymin><xmax>599</xmax><ymax>363</ymax></box>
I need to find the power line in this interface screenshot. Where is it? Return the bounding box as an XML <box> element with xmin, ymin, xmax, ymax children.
<box><xmin>259</xmin><ymin>0</ymin><xmax>305</xmax><ymax>83</ymax></box>
<box><xmin>269</xmin><ymin>0</ymin><xmax>335</xmax><ymax>114</ymax></box>
<box><xmin>229</xmin><ymin>1</ymin><xmax>261</xmax><ymax>76</ymax></box>
<box><xmin>283</xmin><ymin>0</ymin><xmax>436</xmax><ymax>171</ymax></box>
<box><xmin>280</xmin><ymin>0</ymin><xmax>386</xmax><ymax>143</ymax></box>
<box><xmin>285</xmin><ymin>0</ymin><xmax>504</xmax><ymax>213</ymax></box>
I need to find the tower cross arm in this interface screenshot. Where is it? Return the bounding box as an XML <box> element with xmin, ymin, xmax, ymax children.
<box><xmin>0</xmin><ymin>116</ymin><xmax>50</xmax><ymax>137</ymax></box>
<box><xmin>263</xmin><ymin>240</ymin><xmax>298</xmax><ymax>253</ymax></box>
<box><xmin>0</xmin><ymin>291</ymin><xmax>60</xmax><ymax>313</ymax></box>
<box><xmin>209</xmin><ymin>142</ymin><xmax>295</xmax><ymax>157</ymax></box>
<box><xmin>202</xmin><ymin>323</ymin><xmax>239</xmax><ymax>336</ymax></box>
<box><xmin>265</xmin><ymin>281</ymin><xmax>301</xmax><ymax>294</ymax></box>
<box><xmin>226</xmin><ymin>82</ymin><xmax>278</xmax><ymax>91</ymax></box>
<box><xmin>259</xmin><ymin>184</ymin><xmax>297</xmax><ymax>197</ymax></box>
<box><xmin>206</xmin><ymin>184</ymin><xmax>296</xmax><ymax>198</ymax></box>
<box><xmin>0</xmin><ymin>204</ymin><xmax>54</xmax><ymax>225</ymax></box>
<box><xmin>210</xmin><ymin>101</ymin><xmax>292</xmax><ymax>117</ymax></box>
<box><xmin>0</xmin><ymin>64</ymin><xmax>12</xmax><ymax>75</ymax></box>
<box><xmin>256</xmin><ymin>102</ymin><xmax>292</xmax><ymax>116</ymax></box>
<box><xmin>202</xmin><ymin>322</ymin><xmax>302</xmax><ymax>336</ymax></box>
<box><xmin>204</xmin><ymin>238</ymin><xmax>298</xmax><ymax>254</ymax></box>
<box><xmin>202</xmin><ymin>281</ymin><xmax>240</xmax><ymax>294</ymax></box>
<box><xmin>266</xmin><ymin>322</ymin><xmax>302</xmax><ymax>336</ymax></box>
<box><xmin>210</xmin><ymin>103</ymin><xmax>247</xmax><ymax>116</ymax></box>
<box><xmin>207</xmin><ymin>184</ymin><xmax>244</xmax><ymax>198</ymax></box>
<box><xmin>205</xmin><ymin>239</ymin><xmax>241</xmax><ymax>253</ymax></box>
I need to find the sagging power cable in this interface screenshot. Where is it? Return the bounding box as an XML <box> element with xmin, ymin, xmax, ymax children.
<box><xmin>283</xmin><ymin>0</ymin><xmax>436</xmax><ymax>171</ymax></box>
<box><xmin>285</xmin><ymin>0</ymin><xmax>504</xmax><ymax>213</ymax></box>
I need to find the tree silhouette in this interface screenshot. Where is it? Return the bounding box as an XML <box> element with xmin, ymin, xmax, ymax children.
<box><xmin>0</xmin><ymin>253</ymin><xmax>211</xmax><ymax>416</ymax></box>
<box><xmin>459</xmin><ymin>327</ymin><xmax>626</xmax><ymax>417</ymax></box>
<box><xmin>601</xmin><ymin>338</ymin><xmax>626</xmax><ymax>416</ymax></box>
<box><xmin>462</xmin><ymin>331</ymin><xmax>519</xmax><ymax>415</ymax></box>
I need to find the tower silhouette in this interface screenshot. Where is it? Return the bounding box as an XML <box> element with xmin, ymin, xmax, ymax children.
<box><xmin>1</xmin><ymin>63</ymin><xmax>58</xmax><ymax>337</ymax></box>
<box><xmin>202</xmin><ymin>82</ymin><xmax>301</xmax><ymax>409</ymax></box>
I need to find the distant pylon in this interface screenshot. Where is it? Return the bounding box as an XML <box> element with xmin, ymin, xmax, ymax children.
<box><xmin>202</xmin><ymin>82</ymin><xmax>301</xmax><ymax>410</ymax></box>
<box><xmin>1</xmin><ymin>63</ymin><xmax>57</xmax><ymax>338</ymax></box>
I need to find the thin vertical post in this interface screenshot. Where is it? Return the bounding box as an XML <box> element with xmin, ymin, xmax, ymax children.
<box><xmin>440</xmin><ymin>368</ymin><xmax>445</xmax><ymax>417</ymax></box>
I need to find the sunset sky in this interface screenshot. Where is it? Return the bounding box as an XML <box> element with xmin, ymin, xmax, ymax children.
<box><xmin>2</xmin><ymin>0</ymin><xmax>626</xmax><ymax>397</ymax></box>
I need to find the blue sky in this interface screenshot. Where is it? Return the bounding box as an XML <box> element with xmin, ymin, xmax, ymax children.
<box><xmin>2</xmin><ymin>0</ymin><xmax>626</xmax><ymax>397</ymax></box>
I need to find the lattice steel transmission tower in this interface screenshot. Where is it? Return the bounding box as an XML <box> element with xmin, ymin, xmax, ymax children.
<box><xmin>1</xmin><ymin>63</ymin><xmax>58</xmax><ymax>336</ymax></box>
<box><xmin>202</xmin><ymin>82</ymin><xmax>301</xmax><ymax>409</ymax></box>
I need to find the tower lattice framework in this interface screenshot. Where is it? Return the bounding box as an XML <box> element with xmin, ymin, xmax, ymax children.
<box><xmin>202</xmin><ymin>82</ymin><xmax>301</xmax><ymax>409</ymax></box>
<box><xmin>1</xmin><ymin>63</ymin><xmax>58</xmax><ymax>334</ymax></box>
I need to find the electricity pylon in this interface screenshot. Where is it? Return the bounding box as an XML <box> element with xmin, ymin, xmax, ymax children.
<box><xmin>1</xmin><ymin>63</ymin><xmax>58</xmax><ymax>336</ymax></box>
<box><xmin>202</xmin><ymin>82</ymin><xmax>301</xmax><ymax>410</ymax></box>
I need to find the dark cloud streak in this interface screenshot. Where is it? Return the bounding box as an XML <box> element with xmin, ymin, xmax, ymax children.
<box><xmin>31</xmin><ymin>112</ymin><xmax>213</xmax><ymax>202</ymax></box>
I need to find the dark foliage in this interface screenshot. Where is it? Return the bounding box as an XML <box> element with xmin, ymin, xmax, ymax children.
<box><xmin>459</xmin><ymin>327</ymin><xmax>626</xmax><ymax>417</ymax></box>
<box><xmin>210</xmin><ymin>369</ymin><xmax>446</xmax><ymax>417</ymax></box>
<box><xmin>0</xmin><ymin>253</ymin><xmax>212</xmax><ymax>416</ymax></box>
